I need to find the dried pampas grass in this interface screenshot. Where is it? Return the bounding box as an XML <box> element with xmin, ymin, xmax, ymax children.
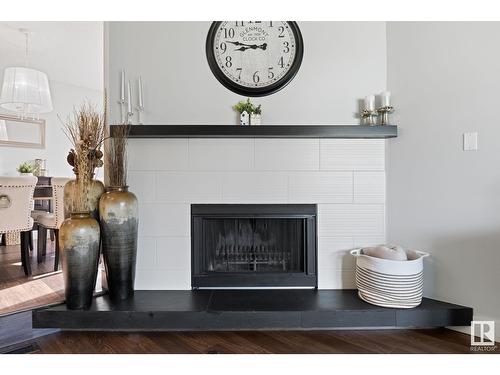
<box><xmin>107</xmin><ymin>124</ymin><xmax>130</xmax><ymax>187</ymax></box>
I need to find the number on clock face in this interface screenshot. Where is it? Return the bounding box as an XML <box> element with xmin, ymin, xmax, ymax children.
<box><xmin>206</xmin><ymin>21</ymin><xmax>303</xmax><ymax>97</ymax></box>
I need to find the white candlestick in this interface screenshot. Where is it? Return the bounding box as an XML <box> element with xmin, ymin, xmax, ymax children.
<box><xmin>138</xmin><ymin>76</ymin><xmax>143</xmax><ymax>108</ymax></box>
<box><xmin>120</xmin><ymin>69</ymin><xmax>125</xmax><ymax>102</ymax></box>
<box><xmin>127</xmin><ymin>81</ymin><xmax>132</xmax><ymax>113</ymax></box>
<box><xmin>381</xmin><ymin>91</ymin><xmax>391</xmax><ymax>107</ymax></box>
<box><xmin>364</xmin><ymin>95</ymin><xmax>375</xmax><ymax>111</ymax></box>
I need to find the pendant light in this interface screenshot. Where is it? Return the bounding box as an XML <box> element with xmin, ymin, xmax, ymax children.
<box><xmin>0</xmin><ymin>29</ymin><xmax>53</xmax><ymax>118</ymax></box>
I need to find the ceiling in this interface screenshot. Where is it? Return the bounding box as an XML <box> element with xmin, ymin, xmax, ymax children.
<box><xmin>0</xmin><ymin>21</ymin><xmax>103</xmax><ymax>91</ymax></box>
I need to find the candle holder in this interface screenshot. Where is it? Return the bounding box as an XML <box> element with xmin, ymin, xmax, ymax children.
<box><xmin>136</xmin><ymin>105</ymin><xmax>144</xmax><ymax>125</ymax></box>
<box><xmin>377</xmin><ymin>106</ymin><xmax>394</xmax><ymax>125</ymax></box>
<box><xmin>126</xmin><ymin>109</ymin><xmax>134</xmax><ymax>125</ymax></box>
<box><xmin>118</xmin><ymin>99</ymin><xmax>126</xmax><ymax>124</ymax></box>
<box><xmin>361</xmin><ymin>109</ymin><xmax>378</xmax><ymax>126</ymax></box>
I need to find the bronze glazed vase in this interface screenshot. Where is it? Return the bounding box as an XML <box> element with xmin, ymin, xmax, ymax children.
<box><xmin>99</xmin><ymin>186</ymin><xmax>139</xmax><ymax>300</ymax></box>
<box><xmin>64</xmin><ymin>177</ymin><xmax>105</xmax><ymax>220</ymax></box>
<box><xmin>59</xmin><ymin>212</ymin><xmax>100</xmax><ymax>309</ymax></box>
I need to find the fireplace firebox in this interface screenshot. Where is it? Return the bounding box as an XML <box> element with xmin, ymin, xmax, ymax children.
<box><xmin>191</xmin><ymin>204</ymin><xmax>317</xmax><ymax>289</ymax></box>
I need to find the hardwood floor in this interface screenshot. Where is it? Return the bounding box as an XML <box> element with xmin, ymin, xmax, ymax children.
<box><xmin>33</xmin><ymin>328</ymin><xmax>498</xmax><ymax>354</ymax></box>
<box><xmin>0</xmin><ymin>237</ymin><xmax>64</xmax><ymax>316</ymax></box>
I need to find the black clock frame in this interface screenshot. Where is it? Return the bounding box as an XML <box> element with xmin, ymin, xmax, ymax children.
<box><xmin>206</xmin><ymin>21</ymin><xmax>304</xmax><ymax>97</ymax></box>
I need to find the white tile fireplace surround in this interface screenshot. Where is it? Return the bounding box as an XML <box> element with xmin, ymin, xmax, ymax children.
<box><xmin>127</xmin><ymin>138</ymin><xmax>386</xmax><ymax>290</ymax></box>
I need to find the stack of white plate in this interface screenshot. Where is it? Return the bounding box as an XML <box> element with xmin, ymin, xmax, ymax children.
<box><xmin>351</xmin><ymin>248</ymin><xmax>429</xmax><ymax>309</ymax></box>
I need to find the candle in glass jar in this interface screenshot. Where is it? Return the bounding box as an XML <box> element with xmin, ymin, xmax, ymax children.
<box><xmin>364</xmin><ymin>95</ymin><xmax>375</xmax><ymax>111</ymax></box>
<box><xmin>127</xmin><ymin>81</ymin><xmax>132</xmax><ymax>113</ymax></box>
<box><xmin>120</xmin><ymin>69</ymin><xmax>125</xmax><ymax>102</ymax></box>
<box><xmin>138</xmin><ymin>76</ymin><xmax>144</xmax><ymax>108</ymax></box>
<box><xmin>381</xmin><ymin>91</ymin><xmax>391</xmax><ymax>107</ymax></box>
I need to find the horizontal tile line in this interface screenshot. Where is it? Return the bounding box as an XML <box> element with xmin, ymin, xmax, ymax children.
<box><xmin>129</xmin><ymin>169</ymin><xmax>385</xmax><ymax>172</ymax></box>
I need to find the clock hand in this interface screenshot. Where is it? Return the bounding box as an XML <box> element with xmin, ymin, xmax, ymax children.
<box><xmin>234</xmin><ymin>43</ymin><xmax>268</xmax><ymax>52</ymax></box>
<box><xmin>226</xmin><ymin>41</ymin><xmax>251</xmax><ymax>47</ymax></box>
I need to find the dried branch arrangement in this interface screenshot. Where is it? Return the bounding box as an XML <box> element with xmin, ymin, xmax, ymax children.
<box><xmin>106</xmin><ymin>124</ymin><xmax>130</xmax><ymax>187</ymax></box>
<box><xmin>63</xmin><ymin>101</ymin><xmax>105</xmax><ymax>178</ymax></box>
<box><xmin>61</xmin><ymin>101</ymin><xmax>105</xmax><ymax>212</ymax></box>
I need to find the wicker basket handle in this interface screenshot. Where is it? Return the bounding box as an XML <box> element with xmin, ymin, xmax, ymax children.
<box><xmin>351</xmin><ymin>248</ymin><xmax>430</xmax><ymax>259</ymax></box>
<box><xmin>350</xmin><ymin>249</ymin><xmax>363</xmax><ymax>257</ymax></box>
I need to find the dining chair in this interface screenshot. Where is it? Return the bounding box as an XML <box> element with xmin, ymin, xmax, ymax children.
<box><xmin>0</xmin><ymin>176</ymin><xmax>38</xmax><ymax>276</ymax></box>
<box><xmin>35</xmin><ymin>177</ymin><xmax>70</xmax><ymax>271</ymax></box>
<box><xmin>32</xmin><ymin>176</ymin><xmax>55</xmax><ymax>243</ymax></box>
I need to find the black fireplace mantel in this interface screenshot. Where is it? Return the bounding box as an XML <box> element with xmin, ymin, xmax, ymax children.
<box><xmin>111</xmin><ymin>125</ymin><xmax>397</xmax><ymax>139</ymax></box>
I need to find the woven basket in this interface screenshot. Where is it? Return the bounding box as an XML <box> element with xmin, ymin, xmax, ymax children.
<box><xmin>350</xmin><ymin>248</ymin><xmax>429</xmax><ymax>308</ymax></box>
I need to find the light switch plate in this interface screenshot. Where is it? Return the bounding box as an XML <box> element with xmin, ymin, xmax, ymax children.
<box><xmin>463</xmin><ymin>132</ymin><xmax>478</xmax><ymax>151</ymax></box>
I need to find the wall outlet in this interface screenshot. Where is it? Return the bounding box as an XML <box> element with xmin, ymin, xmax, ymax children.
<box><xmin>463</xmin><ymin>132</ymin><xmax>478</xmax><ymax>151</ymax></box>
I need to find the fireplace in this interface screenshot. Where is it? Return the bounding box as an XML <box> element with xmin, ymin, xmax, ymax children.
<box><xmin>191</xmin><ymin>204</ymin><xmax>317</xmax><ymax>289</ymax></box>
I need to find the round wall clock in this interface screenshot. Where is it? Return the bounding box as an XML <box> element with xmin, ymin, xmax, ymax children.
<box><xmin>206</xmin><ymin>21</ymin><xmax>304</xmax><ymax>97</ymax></box>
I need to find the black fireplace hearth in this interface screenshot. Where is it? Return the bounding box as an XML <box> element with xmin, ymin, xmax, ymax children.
<box><xmin>191</xmin><ymin>204</ymin><xmax>317</xmax><ymax>289</ymax></box>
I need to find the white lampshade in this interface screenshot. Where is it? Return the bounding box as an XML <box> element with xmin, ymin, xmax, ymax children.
<box><xmin>0</xmin><ymin>67</ymin><xmax>53</xmax><ymax>115</ymax></box>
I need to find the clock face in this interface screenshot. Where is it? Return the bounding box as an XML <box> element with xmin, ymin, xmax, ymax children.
<box><xmin>206</xmin><ymin>21</ymin><xmax>304</xmax><ymax>97</ymax></box>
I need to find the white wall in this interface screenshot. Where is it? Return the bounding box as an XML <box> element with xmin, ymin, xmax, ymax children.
<box><xmin>107</xmin><ymin>22</ymin><xmax>386</xmax><ymax>125</ymax></box>
<box><xmin>386</xmin><ymin>22</ymin><xmax>500</xmax><ymax>338</ymax></box>
<box><xmin>0</xmin><ymin>22</ymin><xmax>103</xmax><ymax>177</ymax></box>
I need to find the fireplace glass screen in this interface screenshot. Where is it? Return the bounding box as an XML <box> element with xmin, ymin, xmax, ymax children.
<box><xmin>203</xmin><ymin>218</ymin><xmax>305</xmax><ymax>273</ymax></box>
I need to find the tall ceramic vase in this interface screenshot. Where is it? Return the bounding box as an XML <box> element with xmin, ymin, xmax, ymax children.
<box><xmin>64</xmin><ymin>177</ymin><xmax>105</xmax><ymax>220</ymax></box>
<box><xmin>99</xmin><ymin>186</ymin><xmax>138</xmax><ymax>300</ymax></box>
<box><xmin>59</xmin><ymin>212</ymin><xmax>100</xmax><ymax>309</ymax></box>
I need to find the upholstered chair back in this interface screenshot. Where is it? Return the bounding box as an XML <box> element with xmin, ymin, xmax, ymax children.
<box><xmin>0</xmin><ymin>176</ymin><xmax>37</xmax><ymax>233</ymax></box>
<box><xmin>51</xmin><ymin>177</ymin><xmax>71</xmax><ymax>229</ymax></box>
